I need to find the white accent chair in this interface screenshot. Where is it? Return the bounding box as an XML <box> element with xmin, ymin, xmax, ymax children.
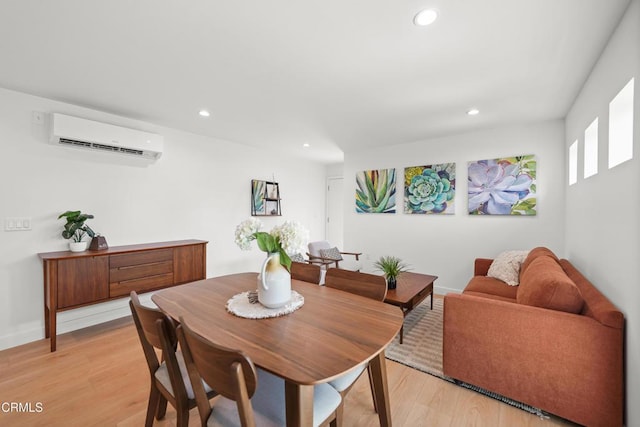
<box><xmin>307</xmin><ymin>241</ymin><xmax>362</xmax><ymax>273</ymax></box>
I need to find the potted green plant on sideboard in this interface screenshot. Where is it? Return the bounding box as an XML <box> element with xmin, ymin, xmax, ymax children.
<box><xmin>58</xmin><ymin>210</ymin><xmax>95</xmax><ymax>252</ymax></box>
<box><xmin>374</xmin><ymin>255</ymin><xmax>410</xmax><ymax>289</ymax></box>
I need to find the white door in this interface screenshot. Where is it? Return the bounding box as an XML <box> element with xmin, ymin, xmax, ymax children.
<box><xmin>326</xmin><ymin>177</ymin><xmax>344</xmax><ymax>250</ymax></box>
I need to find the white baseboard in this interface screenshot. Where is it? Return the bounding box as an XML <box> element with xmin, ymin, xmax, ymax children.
<box><xmin>0</xmin><ymin>293</ymin><xmax>155</xmax><ymax>351</ymax></box>
<box><xmin>434</xmin><ymin>285</ymin><xmax>461</xmax><ymax>296</ymax></box>
<box><xmin>0</xmin><ymin>321</ymin><xmax>44</xmax><ymax>351</ymax></box>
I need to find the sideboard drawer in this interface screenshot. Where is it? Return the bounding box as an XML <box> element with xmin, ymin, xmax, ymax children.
<box><xmin>109</xmin><ymin>272</ymin><xmax>174</xmax><ymax>297</ymax></box>
<box><xmin>110</xmin><ymin>260</ymin><xmax>173</xmax><ymax>283</ymax></box>
<box><xmin>110</xmin><ymin>249</ymin><xmax>173</xmax><ymax>268</ymax></box>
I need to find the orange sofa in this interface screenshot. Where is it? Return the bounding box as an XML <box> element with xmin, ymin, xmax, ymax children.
<box><xmin>443</xmin><ymin>247</ymin><xmax>624</xmax><ymax>427</ymax></box>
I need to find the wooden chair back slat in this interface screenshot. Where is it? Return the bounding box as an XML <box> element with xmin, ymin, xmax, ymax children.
<box><xmin>177</xmin><ymin>317</ymin><xmax>258</xmax><ymax>426</ymax></box>
<box><xmin>130</xmin><ymin>291</ymin><xmax>176</xmax><ymax>351</ymax></box>
<box><xmin>290</xmin><ymin>261</ymin><xmax>321</xmax><ymax>284</ymax></box>
<box><xmin>129</xmin><ymin>291</ymin><xmax>190</xmax><ymax>417</ymax></box>
<box><xmin>324</xmin><ymin>269</ymin><xmax>387</xmax><ymax>301</ymax></box>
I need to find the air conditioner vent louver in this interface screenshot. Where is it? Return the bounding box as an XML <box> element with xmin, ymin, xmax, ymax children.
<box><xmin>92</xmin><ymin>143</ymin><xmax>121</xmax><ymax>153</ymax></box>
<box><xmin>59</xmin><ymin>138</ymin><xmax>92</xmax><ymax>148</ymax></box>
<box><xmin>120</xmin><ymin>147</ymin><xmax>143</xmax><ymax>155</ymax></box>
<box><xmin>51</xmin><ymin>114</ymin><xmax>163</xmax><ymax>160</ymax></box>
<box><xmin>59</xmin><ymin>138</ymin><xmax>145</xmax><ymax>156</ymax></box>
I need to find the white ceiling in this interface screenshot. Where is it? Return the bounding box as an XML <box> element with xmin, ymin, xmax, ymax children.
<box><xmin>0</xmin><ymin>1</ymin><xmax>630</xmax><ymax>163</ymax></box>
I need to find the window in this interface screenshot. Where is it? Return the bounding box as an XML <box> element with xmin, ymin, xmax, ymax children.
<box><xmin>609</xmin><ymin>78</ymin><xmax>634</xmax><ymax>168</ymax></box>
<box><xmin>584</xmin><ymin>118</ymin><xmax>598</xmax><ymax>179</ymax></box>
<box><xmin>569</xmin><ymin>140</ymin><xmax>578</xmax><ymax>185</ymax></box>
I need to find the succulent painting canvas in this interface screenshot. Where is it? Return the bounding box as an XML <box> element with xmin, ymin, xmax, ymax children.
<box><xmin>468</xmin><ymin>155</ymin><xmax>537</xmax><ymax>215</ymax></box>
<box><xmin>355</xmin><ymin>168</ymin><xmax>396</xmax><ymax>213</ymax></box>
<box><xmin>404</xmin><ymin>163</ymin><xmax>455</xmax><ymax>214</ymax></box>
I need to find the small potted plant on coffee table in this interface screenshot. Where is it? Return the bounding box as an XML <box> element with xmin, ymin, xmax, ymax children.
<box><xmin>58</xmin><ymin>210</ymin><xmax>96</xmax><ymax>252</ymax></box>
<box><xmin>374</xmin><ymin>255</ymin><xmax>410</xmax><ymax>290</ymax></box>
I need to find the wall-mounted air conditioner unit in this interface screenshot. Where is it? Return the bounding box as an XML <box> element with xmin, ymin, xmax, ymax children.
<box><xmin>49</xmin><ymin>113</ymin><xmax>164</xmax><ymax>160</ymax></box>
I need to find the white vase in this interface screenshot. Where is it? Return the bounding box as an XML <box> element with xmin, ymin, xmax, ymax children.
<box><xmin>257</xmin><ymin>252</ymin><xmax>291</xmax><ymax>308</ymax></box>
<box><xmin>69</xmin><ymin>241</ymin><xmax>87</xmax><ymax>252</ymax></box>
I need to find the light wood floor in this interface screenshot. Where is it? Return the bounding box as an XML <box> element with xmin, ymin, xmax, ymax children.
<box><xmin>0</xmin><ymin>316</ymin><xmax>577</xmax><ymax>427</ymax></box>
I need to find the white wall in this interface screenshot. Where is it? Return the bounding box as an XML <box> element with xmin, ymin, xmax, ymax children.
<box><xmin>565</xmin><ymin>1</ymin><xmax>639</xmax><ymax>425</ymax></box>
<box><xmin>325</xmin><ymin>162</ymin><xmax>344</xmax><ymax>177</ymax></box>
<box><xmin>0</xmin><ymin>87</ymin><xmax>327</xmax><ymax>350</ymax></box>
<box><xmin>342</xmin><ymin>120</ymin><xmax>566</xmax><ymax>294</ymax></box>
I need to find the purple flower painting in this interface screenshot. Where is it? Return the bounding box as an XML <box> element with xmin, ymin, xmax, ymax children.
<box><xmin>468</xmin><ymin>155</ymin><xmax>537</xmax><ymax>215</ymax></box>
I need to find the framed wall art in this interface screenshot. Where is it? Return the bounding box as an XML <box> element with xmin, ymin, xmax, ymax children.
<box><xmin>404</xmin><ymin>163</ymin><xmax>455</xmax><ymax>214</ymax></box>
<box><xmin>251</xmin><ymin>179</ymin><xmax>281</xmax><ymax>216</ymax></box>
<box><xmin>468</xmin><ymin>155</ymin><xmax>537</xmax><ymax>215</ymax></box>
<box><xmin>355</xmin><ymin>168</ymin><xmax>396</xmax><ymax>213</ymax></box>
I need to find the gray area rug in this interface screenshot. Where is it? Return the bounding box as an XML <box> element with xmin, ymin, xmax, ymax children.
<box><xmin>385</xmin><ymin>298</ymin><xmax>546</xmax><ymax>417</ymax></box>
<box><xmin>385</xmin><ymin>297</ymin><xmax>445</xmax><ymax>378</ymax></box>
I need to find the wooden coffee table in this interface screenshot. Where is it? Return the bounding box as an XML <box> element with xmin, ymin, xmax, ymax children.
<box><xmin>384</xmin><ymin>271</ymin><xmax>437</xmax><ymax>344</ymax></box>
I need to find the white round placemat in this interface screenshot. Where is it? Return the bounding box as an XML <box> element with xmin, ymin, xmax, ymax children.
<box><xmin>226</xmin><ymin>290</ymin><xmax>304</xmax><ymax>319</ymax></box>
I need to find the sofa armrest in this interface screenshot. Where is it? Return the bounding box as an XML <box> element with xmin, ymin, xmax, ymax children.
<box><xmin>443</xmin><ymin>293</ymin><xmax>623</xmax><ymax>427</ymax></box>
<box><xmin>474</xmin><ymin>258</ymin><xmax>493</xmax><ymax>276</ymax></box>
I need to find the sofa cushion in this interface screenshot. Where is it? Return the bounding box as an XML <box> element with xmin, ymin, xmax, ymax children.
<box><xmin>464</xmin><ymin>276</ymin><xmax>518</xmax><ymax>301</ymax></box>
<box><xmin>517</xmin><ymin>256</ymin><xmax>584</xmax><ymax>313</ymax></box>
<box><xmin>463</xmin><ymin>290</ymin><xmax>518</xmax><ymax>303</ymax></box>
<box><xmin>487</xmin><ymin>250</ymin><xmax>529</xmax><ymax>286</ymax></box>
<box><xmin>520</xmin><ymin>247</ymin><xmax>558</xmax><ymax>276</ymax></box>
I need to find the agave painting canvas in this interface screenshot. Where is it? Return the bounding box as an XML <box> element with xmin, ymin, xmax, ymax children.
<box><xmin>251</xmin><ymin>179</ymin><xmax>266</xmax><ymax>215</ymax></box>
<box><xmin>468</xmin><ymin>155</ymin><xmax>537</xmax><ymax>215</ymax></box>
<box><xmin>404</xmin><ymin>163</ymin><xmax>455</xmax><ymax>214</ymax></box>
<box><xmin>355</xmin><ymin>168</ymin><xmax>396</xmax><ymax>213</ymax></box>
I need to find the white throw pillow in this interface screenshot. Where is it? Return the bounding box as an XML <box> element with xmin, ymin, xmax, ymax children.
<box><xmin>487</xmin><ymin>250</ymin><xmax>530</xmax><ymax>286</ymax></box>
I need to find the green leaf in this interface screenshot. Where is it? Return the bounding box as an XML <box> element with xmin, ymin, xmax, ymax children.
<box><xmin>254</xmin><ymin>232</ymin><xmax>278</xmax><ymax>253</ymax></box>
<box><xmin>376</xmin><ymin>171</ymin><xmax>388</xmax><ymax>205</ymax></box>
<box><xmin>279</xmin><ymin>249</ymin><xmax>292</xmax><ymax>272</ymax></box>
<box><xmin>58</xmin><ymin>210</ymin><xmax>80</xmax><ymax>220</ymax></box>
<box><xmin>365</xmin><ymin>172</ymin><xmax>376</xmax><ymax>204</ymax></box>
<box><xmin>84</xmin><ymin>225</ymin><xmax>96</xmax><ymax>238</ymax></box>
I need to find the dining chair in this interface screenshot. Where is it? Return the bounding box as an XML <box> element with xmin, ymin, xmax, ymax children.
<box><xmin>176</xmin><ymin>316</ymin><xmax>342</xmax><ymax>427</ymax></box>
<box><xmin>290</xmin><ymin>261</ymin><xmax>322</xmax><ymax>284</ymax></box>
<box><xmin>307</xmin><ymin>240</ymin><xmax>362</xmax><ymax>271</ymax></box>
<box><xmin>324</xmin><ymin>268</ymin><xmax>388</xmax><ymax>421</ymax></box>
<box><xmin>324</xmin><ymin>268</ymin><xmax>388</xmax><ymax>301</ymax></box>
<box><xmin>129</xmin><ymin>291</ymin><xmax>217</xmax><ymax>427</ymax></box>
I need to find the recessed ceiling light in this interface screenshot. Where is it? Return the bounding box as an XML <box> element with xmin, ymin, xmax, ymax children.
<box><xmin>467</xmin><ymin>108</ymin><xmax>480</xmax><ymax>116</ymax></box>
<box><xmin>414</xmin><ymin>9</ymin><xmax>438</xmax><ymax>26</ymax></box>
<box><xmin>303</xmin><ymin>143</ymin><xmax>310</xmax><ymax>148</ymax></box>
<box><xmin>198</xmin><ymin>110</ymin><xmax>210</xmax><ymax>117</ymax></box>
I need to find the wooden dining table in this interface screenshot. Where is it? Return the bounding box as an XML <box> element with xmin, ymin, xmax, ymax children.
<box><xmin>152</xmin><ymin>272</ymin><xmax>404</xmax><ymax>427</ymax></box>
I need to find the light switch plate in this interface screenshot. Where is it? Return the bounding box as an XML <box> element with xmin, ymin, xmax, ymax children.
<box><xmin>5</xmin><ymin>217</ymin><xmax>32</xmax><ymax>231</ymax></box>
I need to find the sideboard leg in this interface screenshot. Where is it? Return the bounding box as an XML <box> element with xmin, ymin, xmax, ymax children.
<box><xmin>44</xmin><ymin>306</ymin><xmax>50</xmax><ymax>338</ymax></box>
<box><xmin>49</xmin><ymin>308</ymin><xmax>57</xmax><ymax>352</ymax></box>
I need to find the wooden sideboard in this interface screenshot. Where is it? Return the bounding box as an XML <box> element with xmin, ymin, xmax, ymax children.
<box><xmin>39</xmin><ymin>239</ymin><xmax>208</xmax><ymax>351</ymax></box>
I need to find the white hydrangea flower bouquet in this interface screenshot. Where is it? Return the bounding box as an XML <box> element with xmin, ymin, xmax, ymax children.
<box><xmin>235</xmin><ymin>218</ymin><xmax>309</xmax><ymax>271</ymax></box>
